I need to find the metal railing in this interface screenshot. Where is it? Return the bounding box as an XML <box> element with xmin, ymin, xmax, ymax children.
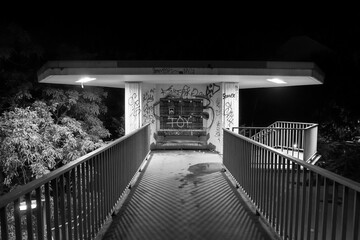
<box><xmin>223</xmin><ymin>128</ymin><xmax>360</xmax><ymax>240</ymax></box>
<box><xmin>0</xmin><ymin>124</ymin><xmax>150</xmax><ymax>240</ymax></box>
<box><xmin>232</xmin><ymin>121</ymin><xmax>318</xmax><ymax>161</ymax></box>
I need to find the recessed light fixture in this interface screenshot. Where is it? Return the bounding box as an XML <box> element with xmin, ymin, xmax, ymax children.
<box><xmin>76</xmin><ymin>77</ymin><xmax>96</xmax><ymax>88</ymax></box>
<box><xmin>76</xmin><ymin>77</ymin><xmax>96</xmax><ymax>83</ymax></box>
<box><xmin>266</xmin><ymin>78</ymin><xmax>287</xmax><ymax>84</ymax></box>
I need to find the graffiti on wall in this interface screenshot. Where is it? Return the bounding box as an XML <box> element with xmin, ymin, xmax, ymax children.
<box><xmin>153</xmin><ymin>68</ymin><xmax>195</xmax><ymax>74</ymax></box>
<box><xmin>166</xmin><ymin>116</ymin><xmax>192</xmax><ymax>128</ymax></box>
<box><xmin>206</xmin><ymin>83</ymin><xmax>220</xmax><ymax>99</ymax></box>
<box><xmin>224</xmin><ymin>102</ymin><xmax>234</xmax><ymax>126</ymax></box>
<box><xmin>215</xmin><ymin>120</ymin><xmax>221</xmax><ymax>142</ymax></box>
<box><xmin>223</xmin><ymin>93</ymin><xmax>235</xmax><ymax>99</ymax></box>
<box><xmin>215</xmin><ymin>98</ymin><xmax>221</xmax><ymax>116</ymax></box>
<box><xmin>143</xmin><ymin>88</ymin><xmax>156</xmax><ymax>124</ymax></box>
<box><xmin>128</xmin><ymin>92</ymin><xmax>140</xmax><ymax>117</ymax></box>
<box><xmin>160</xmin><ymin>85</ymin><xmax>204</xmax><ymax>98</ymax></box>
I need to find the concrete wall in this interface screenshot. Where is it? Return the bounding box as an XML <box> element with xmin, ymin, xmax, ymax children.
<box><xmin>125</xmin><ymin>82</ymin><xmax>239</xmax><ymax>153</ymax></box>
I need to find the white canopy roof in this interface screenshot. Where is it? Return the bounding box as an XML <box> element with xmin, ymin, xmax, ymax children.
<box><xmin>38</xmin><ymin>60</ymin><xmax>324</xmax><ymax>89</ymax></box>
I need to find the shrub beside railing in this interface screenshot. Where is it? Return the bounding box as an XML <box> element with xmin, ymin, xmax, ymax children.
<box><xmin>0</xmin><ymin>124</ymin><xmax>150</xmax><ymax>240</ymax></box>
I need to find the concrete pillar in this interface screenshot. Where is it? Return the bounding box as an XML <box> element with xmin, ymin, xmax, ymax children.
<box><xmin>125</xmin><ymin>82</ymin><xmax>142</xmax><ymax>134</ymax></box>
<box><xmin>222</xmin><ymin>82</ymin><xmax>239</xmax><ymax>130</ymax></box>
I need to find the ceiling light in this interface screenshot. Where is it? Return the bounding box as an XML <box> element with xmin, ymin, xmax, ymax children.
<box><xmin>76</xmin><ymin>77</ymin><xmax>96</xmax><ymax>83</ymax></box>
<box><xmin>76</xmin><ymin>77</ymin><xmax>96</xmax><ymax>88</ymax></box>
<box><xmin>266</xmin><ymin>78</ymin><xmax>287</xmax><ymax>84</ymax></box>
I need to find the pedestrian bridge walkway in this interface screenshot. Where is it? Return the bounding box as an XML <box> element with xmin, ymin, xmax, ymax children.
<box><xmin>1</xmin><ymin>123</ymin><xmax>360</xmax><ymax>240</ymax></box>
<box><xmin>101</xmin><ymin>150</ymin><xmax>273</xmax><ymax>240</ymax></box>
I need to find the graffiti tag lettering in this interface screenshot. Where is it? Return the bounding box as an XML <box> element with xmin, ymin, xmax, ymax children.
<box><xmin>143</xmin><ymin>88</ymin><xmax>156</xmax><ymax>124</ymax></box>
<box><xmin>223</xmin><ymin>93</ymin><xmax>235</xmax><ymax>99</ymax></box>
<box><xmin>224</xmin><ymin>102</ymin><xmax>234</xmax><ymax>126</ymax></box>
<box><xmin>128</xmin><ymin>93</ymin><xmax>140</xmax><ymax>117</ymax></box>
<box><xmin>167</xmin><ymin>116</ymin><xmax>192</xmax><ymax>128</ymax></box>
<box><xmin>153</xmin><ymin>68</ymin><xmax>195</xmax><ymax>74</ymax></box>
<box><xmin>206</xmin><ymin>83</ymin><xmax>220</xmax><ymax>98</ymax></box>
<box><xmin>215</xmin><ymin>98</ymin><xmax>221</xmax><ymax>116</ymax></box>
<box><xmin>161</xmin><ymin>85</ymin><xmax>203</xmax><ymax>98</ymax></box>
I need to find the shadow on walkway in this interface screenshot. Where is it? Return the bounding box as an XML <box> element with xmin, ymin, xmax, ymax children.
<box><xmin>102</xmin><ymin>150</ymin><xmax>273</xmax><ymax>240</ymax></box>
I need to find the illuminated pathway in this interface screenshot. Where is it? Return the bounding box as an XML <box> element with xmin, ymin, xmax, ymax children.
<box><xmin>101</xmin><ymin>150</ymin><xmax>273</xmax><ymax>240</ymax></box>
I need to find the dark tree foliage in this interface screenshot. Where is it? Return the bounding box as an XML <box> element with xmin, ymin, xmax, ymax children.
<box><xmin>0</xmin><ymin>24</ymin><xmax>124</xmax><ymax>194</ymax></box>
<box><xmin>317</xmin><ymin>103</ymin><xmax>360</xmax><ymax>183</ymax></box>
<box><xmin>0</xmin><ymin>23</ymin><xmax>44</xmax><ymax>112</ymax></box>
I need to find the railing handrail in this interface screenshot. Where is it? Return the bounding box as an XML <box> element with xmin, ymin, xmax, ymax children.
<box><xmin>0</xmin><ymin>124</ymin><xmax>150</xmax><ymax>209</ymax></box>
<box><xmin>224</xmin><ymin>128</ymin><xmax>360</xmax><ymax>192</ymax></box>
<box><xmin>274</xmin><ymin>120</ymin><xmax>317</xmax><ymax>126</ymax></box>
<box><xmin>304</xmin><ymin>123</ymin><xmax>318</xmax><ymax>130</ymax></box>
<box><xmin>233</xmin><ymin>126</ymin><xmax>311</xmax><ymax>131</ymax></box>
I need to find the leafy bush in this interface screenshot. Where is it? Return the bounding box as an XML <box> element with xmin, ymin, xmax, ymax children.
<box><xmin>317</xmin><ymin>141</ymin><xmax>360</xmax><ymax>183</ymax></box>
<box><xmin>0</xmin><ymin>101</ymin><xmax>104</xmax><ymax>192</ymax></box>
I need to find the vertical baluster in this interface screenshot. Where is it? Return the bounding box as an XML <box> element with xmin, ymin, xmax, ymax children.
<box><xmin>248</xmin><ymin>141</ymin><xmax>253</xmax><ymax>201</ymax></box>
<box><xmin>289</xmin><ymin>162</ymin><xmax>295</xmax><ymax>239</ymax></box>
<box><xmin>25</xmin><ymin>192</ymin><xmax>33</xmax><ymax>240</ymax></box>
<box><xmin>66</xmin><ymin>172</ymin><xmax>72</xmax><ymax>240</ymax></box>
<box><xmin>109</xmin><ymin>145</ymin><xmax>114</xmax><ymax>208</ymax></box>
<box><xmin>306</xmin><ymin>171</ymin><xmax>313</xmax><ymax>240</ymax></box>
<box><xmin>260</xmin><ymin>147</ymin><xmax>265</xmax><ymax>213</ymax></box>
<box><xmin>271</xmin><ymin>152</ymin><xmax>276</xmax><ymax>228</ymax></box>
<box><xmin>321</xmin><ymin>178</ymin><xmax>329</xmax><ymax>239</ymax></box>
<box><xmin>313</xmin><ymin>174</ymin><xmax>321</xmax><ymax>240</ymax></box>
<box><xmin>72</xmin><ymin>168</ymin><xmax>78</xmax><ymax>240</ymax></box>
<box><xmin>94</xmin><ymin>156</ymin><xmax>100</xmax><ymax>232</ymax></box>
<box><xmin>35</xmin><ymin>187</ymin><xmax>44</xmax><ymax>240</ymax></box>
<box><xmin>330</xmin><ymin>181</ymin><xmax>338</xmax><ymax>240</ymax></box>
<box><xmin>279</xmin><ymin>157</ymin><xmax>285</xmax><ymax>237</ymax></box>
<box><xmin>275</xmin><ymin>154</ymin><xmax>281</xmax><ymax>233</ymax></box>
<box><xmin>352</xmin><ymin>191</ymin><xmax>360</xmax><ymax>240</ymax></box>
<box><xmin>302</xmin><ymin>129</ymin><xmax>305</xmax><ymax>159</ymax></box>
<box><xmin>85</xmin><ymin>161</ymin><xmax>93</xmax><ymax>239</ymax></box>
<box><xmin>77</xmin><ymin>165</ymin><xmax>83</xmax><ymax>240</ymax></box>
<box><xmin>244</xmin><ymin>140</ymin><xmax>249</xmax><ymax>191</ymax></box>
<box><xmin>338</xmin><ymin>186</ymin><xmax>348</xmax><ymax>240</ymax></box>
<box><xmin>83</xmin><ymin>162</ymin><xmax>89</xmax><ymax>239</ymax></box>
<box><xmin>265</xmin><ymin>148</ymin><xmax>269</xmax><ymax>214</ymax></box>
<box><xmin>299</xmin><ymin>168</ymin><xmax>307</xmax><ymax>240</ymax></box>
<box><xmin>284</xmin><ymin>160</ymin><xmax>290</xmax><ymax>239</ymax></box>
<box><xmin>100</xmin><ymin>152</ymin><xmax>106</xmax><ymax>224</ymax></box>
<box><xmin>252</xmin><ymin>143</ymin><xmax>257</xmax><ymax>206</ymax></box>
<box><xmin>106</xmin><ymin>150</ymin><xmax>111</xmax><ymax>215</ymax></box>
<box><xmin>44</xmin><ymin>183</ymin><xmax>52</xmax><ymax>240</ymax></box>
<box><xmin>90</xmin><ymin>158</ymin><xmax>95</xmax><ymax>238</ymax></box>
<box><xmin>269</xmin><ymin>151</ymin><xmax>274</xmax><ymax>225</ymax></box>
<box><xmin>59</xmin><ymin>175</ymin><xmax>66</xmax><ymax>239</ymax></box>
<box><xmin>298</xmin><ymin>126</ymin><xmax>301</xmax><ymax>152</ymax></box>
<box><xmin>0</xmin><ymin>206</ymin><xmax>9</xmax><ymax>240</ymax></box>
<box><xmin>14</xmin><ymin>198</ymin><xmax>22</xmax><ymax>239</ymax></box>
<box><xmin>256</xmin><ymin>144</ymin><xmax>261</xmax><ymax>206</ymax></box>
<box><xmin>294</xmin><ymin>164</ymin><xmax>300</xmax><ymax>239</ymax></box>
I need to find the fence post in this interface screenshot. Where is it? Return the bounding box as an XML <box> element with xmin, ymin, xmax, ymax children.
<box><xmin>303</xmin><ymin>125</ymin><xmax>318</xmax><ymax>161</ymax></box>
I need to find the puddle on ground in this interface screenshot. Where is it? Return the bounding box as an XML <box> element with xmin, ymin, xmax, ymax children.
<box><xmin>188</xmin><ymin>162</ymin><xmax>224</xmax><ymax>175</ymax></box>
<box><xmin>178</xmin><ymin>162</ymin><xmax>224</xmax><ymax>189</ymax></box>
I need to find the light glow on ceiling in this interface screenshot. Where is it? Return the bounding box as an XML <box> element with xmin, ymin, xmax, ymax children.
<box><xmin>76</xmin><ymin>77</ymin><xmax>97</xmax><ymax>83</ymax></box>
<box><xmin>76</xmin><ymin>77</ymin><xmax>96</xmax><ymax>88</ymax></box>
<box><xmin>266</xmin><ymin>78</ymin><xmax>287</xmax><ymax>84</ymax></box>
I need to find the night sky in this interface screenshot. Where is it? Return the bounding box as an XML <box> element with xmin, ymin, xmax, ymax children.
<box><xmin>2</xmin><ymin>8</ymin><xmax>360</xmax><ymax>126</ymax></box>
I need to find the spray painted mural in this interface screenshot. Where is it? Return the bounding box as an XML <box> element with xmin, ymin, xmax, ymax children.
<box><xmin>125</xmin><ymin>82</ymin><xmax>142</xmax><ymax>134</ymax></box>
<box><xmin>125</xmin><ymin>82</ymin><xmax>238</xmax><ymax>153</ymax></box>
<box><xmin>140</xmin><ymin>83</ymin><xmax>223</xmax><ymax>151</ymax></box>
<box><xmin>222</xmin><ymin>83</ymin><xmax>239</xmax><ymax>130</ymax></box>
